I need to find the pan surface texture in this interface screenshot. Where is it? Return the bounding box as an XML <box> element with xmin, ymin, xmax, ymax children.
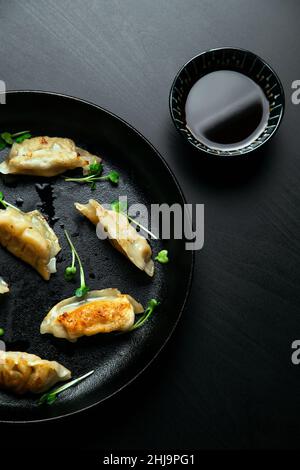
<box><xmin>0</xmin><ymin>91</ymin><xmax>193</xmax><ymax>422</ymax></box>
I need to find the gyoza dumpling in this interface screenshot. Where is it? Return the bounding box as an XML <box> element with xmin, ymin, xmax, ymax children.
<box><xmin>40</xmin><ymin>288</ymin><xmax>144</xmax><ymax>342</ymax></box>
<box><xmin>0</xmin><ymin>351</ymin><xmax>71</xmax><ymax>395</ymax></box>
<box><xmin>0</xmin><ymin>277</ymin><xmax>9</xmax><ymax>294</ymax></box>
<box><xmin>0</xmin><ymin>206</ymin><xmax>61</xmax><ymax>280</ymax></box>
<box><xmin>75</xmin><ymin>200</ymin><xmax>154</xmax><ymax>277</ymax></box>
<box><xmin>0</xmin><ymin>136</ymin><xmax>101</xmax><ymax>177</ymax></box>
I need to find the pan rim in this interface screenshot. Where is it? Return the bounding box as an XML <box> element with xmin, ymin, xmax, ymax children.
<box><xmin>0</xmin><ymin>90</ymin><xmax>194</xmax><ymax>424</ymax></box>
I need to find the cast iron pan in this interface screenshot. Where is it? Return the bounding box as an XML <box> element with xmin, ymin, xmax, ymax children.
<box><xmin>0</xmin><ymin>91</ymin><xmax>194</xmax><ymax>422</ymax></box>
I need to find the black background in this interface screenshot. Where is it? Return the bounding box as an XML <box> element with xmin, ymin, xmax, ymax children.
<box><xmin>0</xmin><ymin>0</ymin><xmax>300</xmax><ymax>450</ymax></box>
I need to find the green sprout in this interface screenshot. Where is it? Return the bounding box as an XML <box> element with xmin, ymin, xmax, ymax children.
<box><xmin>111</xmin><ymin>200</ymin><xmax>158</xmax><ymax>240</ymax></box>
<box><xmin>129</xmin><ymin>299</ymin><xmax>160</xmax><ymax>331</ymax></box>
<box><xmin>0</xmin><ymin>328</ymin><xmax>4</xmax><ymax>337</ymax></box>
<box><xmin>64</xmin><ymin>230</ymin><xmax>77</xmax><ymax>281</ymax></box>
<box><xmin>65</xmin><ymin>161</ymin><xmax>119</xmax><ymax>189</ymax></box>
<box><xmin>0</xmin><ymin>192</ymin><xmax>19</xmax><ymax>211</ymax></box>
<box><xmin>64</xmin><ymin>230</ymin><xmax>89</xmax><ymax>298</ymax></box>
<box><xmin>15</xmin><ymin>132</ymin><xmax>32</xmax><ymax>143</ymax></box>
<box><xmin>64</xmin><ymin>266</ymin><xmax>77</xmax><ymax>281</ymax></box>
<box><xmin>111</xmin><ymin>199</ymin><xmax>128</xmax><ymax>214</ymax></box>
<box><xmin>1</xmin><ymin>132</ymin><xmax>13</xmax><ymax>145</ymax></box>
<box><xmin>0</xmin><ymin>130</ymin><xmax>31</xmax><ymax>150</ymax></box>
<box><xmin>155</xmin><ymin>249</ymin><xmax>169</xmax><ymax>264</ymax></box>
<box><xmin>0</xmin><ymin>192</ymin><xmax>6</xmax><ymax>209</ymax></box>
<box><xmin>105</xmin><ymin>170</ymin><xmax>119</xmax><ymax>184</ymax></box>
<box><xmin>88</xmin><ymin>161</ymin><xmax>103</xmax><ymax>176</ymax></box>
<box><xmin>39</xmin><ymin>370</ymin><xmax>94</xmax><ymax>405</ymax></box>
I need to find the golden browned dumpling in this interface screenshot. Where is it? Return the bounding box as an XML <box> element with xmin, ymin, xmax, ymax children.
<box><xmin>0</xmin><ymin>351</ymin><xmax>71</xmax><ymax>395</ymax></box>
<box><xmin>0</xmin><ymin>136</ymin><xmax>101</xmax><ymax>177</ymax></box>
<box><xmin>75</xmin><ymin>200</ymin><xmax>154</xmax><ymax>277</ymax></box>
<box><xmin>0</xmin><ymin>277</ymin><xmax>9</xmax><ymax>294</ymax></box>
<box><xmin>0</xmin><ymin>206</ymin><xmax>61</xmax><ymax>280</ymax></box>
<box><xmin>40</xmin><ymin>288</ymin><xmax>144</xmax><ymax>342</ymax></box>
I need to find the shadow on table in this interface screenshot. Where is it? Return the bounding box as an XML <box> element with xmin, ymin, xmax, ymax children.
<box><xmin>168</xmin><ymin>130</ymin><xmax>279</xmax><ymax>193</ymax></box>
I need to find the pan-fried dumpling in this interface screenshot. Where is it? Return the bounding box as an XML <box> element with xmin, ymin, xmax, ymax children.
<box><xmin>0</xmin><ymin>206</ymin><xmax>61</xmax><ymax>280</ymax></box>
<box><xmin>0</xmin><ymin>277</ymin><xmax>9</xmax><ymax>294</ymax></box>
<box><xmin>0</xmin><ymin>351</ymin><xmax>71</xmax><ymax>395</ymax></box>
<box><xmin>0</xmin><ymin>136</ymin><xmax>101</xmax><ymax>177</ymax></box>
<box><xmin>75</xmin><ymin>200</ymin><xmax>154</xmax><ymax>277</ymax></box>
<box><xmin>40</xmin><ymin>288</ymin><xmax>144</xmax><ymax>342</ymax></box>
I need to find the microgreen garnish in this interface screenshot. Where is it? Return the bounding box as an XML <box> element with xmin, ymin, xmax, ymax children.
<box><xmin>155</xmin><ymin>249</ymin><xmax>169</xmax><ymax>264</ymax></box>
<box><xmin>88</xmin><ymin>161</ymin><xmax>103</xmax><ymax>176</ymax></box>
<box><xmin>105</xmin><ymin>170</ymin><xmax>119</xmax><ymax>184</ymax></box>
<box><xmin>1</xmin><ymin>132</ymin><xmax>13</xmax><ymax>145</ymax></box>
<box><xmin>39</xmin><ymin>370</ymin><xmax>94</xmax><ymax>405</ymax></box>
<box><xmin>0</xmin><ymin>192</ymin><xmax>19</xmax><ymax>211</ymax></box>
<box><xmin>111</xmin><ymin>199</ymin><xmax>128</xmax><ymax>214</ymax></box>
<box><xmin>64</xmin><ymin>230</ymin><xmax>89</xmax><ymax>298</ymax></box>
<box><xmin>64</xmin><ymin>231</ymin><xmax>77</xmax><ymax>281</ymax></box>
<box><xmin>11</xmin><ymin>130</ymin><xmax>31</xmax><ymax>138</ymax></box>
<box><xmin>0</xmin><ymin>130</ymin><xmax>31</xmax><ymax>150</ymax></box>
<box><xmin>0</xmin><ymin>192</ymin><xmax>6</xmax><ymax>209</ymax></box>
<box><xmin>75</xmin><ymin>285</ymin><xmax>90</xmax><ymax>298</ymax></box>
<box><xmin>129</xmin><ymin>299</ymin><xmax>159</xmax><ymax>331</ymax></box>
<box><xmin>0</xmin><ymin>328</ymin><xmax>4</xmax><ymax>337</ymax></box>
<box><xmin>65</xmin><ymin>162</ymin><xmax>119</xmax><ymax>189</ymax></box>
<box><xmin>111</xmin><ymin>200</ymin><xmax>158</xmax><ymax>239</ymax></box>
<box><xmin>64</xmin><ymin>265</ymin><xmax>77</xmax><ymax>281</ymax></box>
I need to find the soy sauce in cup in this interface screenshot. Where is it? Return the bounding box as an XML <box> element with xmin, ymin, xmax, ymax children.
<box><xmin>185</xmin><ymin>70</ymin><xmax>270</xmax><ymax>152</ymax></box>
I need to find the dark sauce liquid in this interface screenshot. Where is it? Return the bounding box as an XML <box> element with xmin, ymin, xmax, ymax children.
<box><xmin>185</xmin><ymin>70</ymin><xmax>269</xmax><ymax>151</ymax></box>
<box><xmin>35</xmin><ymin>182</ymin><xmax>59</xmax><ymax>226</ymax></box>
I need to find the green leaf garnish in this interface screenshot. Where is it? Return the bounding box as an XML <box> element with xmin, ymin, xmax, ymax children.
<box><xmin>0</xmin><ymin>192</ymin><xmax>6</xmax><ymax>209</ymax></box>
<box><xmin>11</xmin><ymin>130</ymin><xmax>31</xmax><ymax>138</ymax></box>
<box><xmin>64</xmin><ymin>230</ymin><xmax>89</xmax><ymax>298</ymax></box>
<box><xmin>1</xmin><ymin>132</ymin><xmax>13</xmax><ymax>145</ymax></box>
<box><xmin>88</xmin><ymin>161</ymin><xmax>103</xmax><ymax>177</ymax></box>
<box><xmin>111</xmin><ymin>200</ymin><xmax>158</xmax><ymax>239</ymax></box>
<box><xmin>15</xmin><ymin>132</ymin><xmax>32</xmax><ymax>143</ymax></box>
<box><xmin>64</xmin><ymin>237</ymin><xmax>77</xmax><ymax>281</ymax></box>
<box><xmin>111</xmin><ymin>199</ymin><xmax>128</xmax><ymax>214</ymax></box>
<box><xmin>64</xmin><ymin>265</ymin><xmax>77</xmax><ymax>281</ymax></box>
<box><xmin>75</xmin><ymin>285</ymin><xmax>90</xmax><ymax>298</ymax></box>
<box><xmin>0</xmin><ymin>192</ymin><xmax>18</xmax><ymax>211</ymax></box>
<box><xmin>106</xmin><ymin>170</ymin><xmax>119</xmax><ymax>184</ymax></box>
<box><xmin>129</xmin><ymin>299</ymin><xmax>159</xmax><ymax>331</ymax></box>
<box><xmin>155</xmin><ymin>249</ymin><xmax>169</xmax><ymax>264</ymax></box>
<box><xmin>65</xmin><ymin>166</ymin><xmax>119</xmax><ymax>189</ymax></box>
<box><xmin>0</xmin><ymin>328</ymin><xmax>4</xmax><ymax>337</ymax></box>
<box><xmin>39</xmin><ymin>370</ymin><xmax>94</xmax><ymax>405</ymax></box>
<box><xmin>0</xmin><ymin>130</ymin><xmax>31</xmax><ymax>150</ymax></box>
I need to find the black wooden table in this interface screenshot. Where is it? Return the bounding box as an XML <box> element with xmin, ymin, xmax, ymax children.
<box><xmin>0</xmin><ymin>0</ymin><xmax>300</xmax><ymax>450</ymax></box>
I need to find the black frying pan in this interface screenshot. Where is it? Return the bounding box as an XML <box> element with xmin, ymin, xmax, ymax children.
<box><xmin>0</xmin><ymin>91</ymin><xmax>194</xmax><ymax>422</ymax></box>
